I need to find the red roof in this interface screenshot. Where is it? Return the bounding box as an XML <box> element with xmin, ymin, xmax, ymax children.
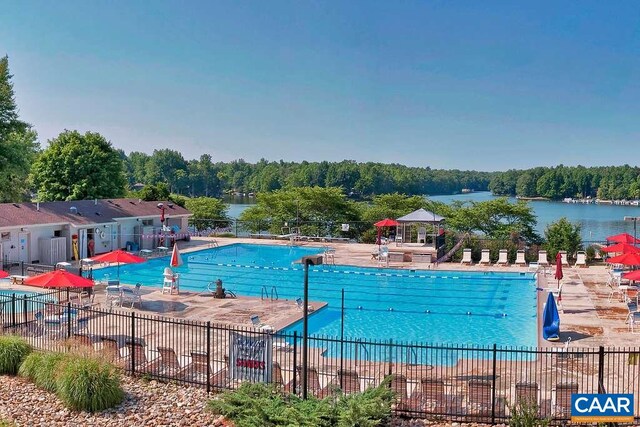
<box><xmin>0</xmin><ymin>198</ymin><xmax>191</xmax><ymax>229</ymax></box>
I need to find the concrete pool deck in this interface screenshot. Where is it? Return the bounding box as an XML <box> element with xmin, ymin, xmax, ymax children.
<box><xmin>2</xmin><ymin>236</ymin><xmax>635</xmax><ymax>348</ymax></box>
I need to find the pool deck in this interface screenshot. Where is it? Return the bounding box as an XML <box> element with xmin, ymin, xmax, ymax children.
<box><xmin>1</xmin><ymin>236</ymin><xmax>635</xmax><ymax>348</ymax></box>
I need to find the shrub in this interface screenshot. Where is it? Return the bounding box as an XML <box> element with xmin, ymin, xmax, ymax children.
<box><xmin>508</xmin><ymin>398</ymin><xmax>549</xmax><ymax>427</ymax></box>
<box><xmin>56</xmin><ymin>355</ymin><xmax>124</xmax><ymax>412</ymax></box>
<box><xmin>19</xmin><ymin>352</ymin><xmax>69</xmax><ymax>392</ymax></box>
<box><xmin>0</xmin><ymin>336</ymin><xmax>32</xmax><ymax>375</ymax></box>
<box><xmin>208</xmin><ymin>377</ymin><xmax>394</xmax><ymax>427</ymax></box>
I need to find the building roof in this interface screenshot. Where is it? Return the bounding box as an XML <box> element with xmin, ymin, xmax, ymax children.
<box><xmin>396</xmin><ymin>208</ymin><xmax>445</xmax><ymax>223</ymax></box>
<box><xmin>0</xmin><ymin>198</ymin><xmax>191</xmax><ymax>229</ymax></box>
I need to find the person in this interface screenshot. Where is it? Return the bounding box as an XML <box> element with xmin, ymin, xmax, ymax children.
<box><xmin>88</xmin><ymin>238</ymin><xmax>95</xmax><ymax>257</ymax></box>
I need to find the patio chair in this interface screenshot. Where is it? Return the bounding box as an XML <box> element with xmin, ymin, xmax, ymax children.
<box><xmin>124</xmin><ymin>339</ymin><xmax>153</xmax><ymax>372</ymax></box>
<box><xmin>295</xmin><ymin>365</ymin><xmax>332</xmax><ymax>398</ymax></box>
<box><xmin>250</xmin><ymin>315</ymin><xmax>274</xmax><ymax>332</ymax></box>
<box><xmin>411</xmin><ymin>378</ymin><xmax>448</xmax><ymax>414</ymax></box>
<box><xmin>559</xmin><ymin>250</ymin><xmax>569</xmax><ymax>266</ymax></box>
<box><xmin>390</xmin><ymin>374</ymin><xmax>411</xmax><ymax>412</ymax></box>
<box><xmin>574</xmin><ymin>251</ymin><xmax>587</xmax><ymax>268</ymax></box>
<box><xmin>105</xmin><ymin>286</ymin><xmax>121</xmax><ymax>308</ymax></box>
<box><xmin>69</xmin><ymin>333</ymin><xmax>94</xmax><ymax>350</ymax></box>
<box><xmin>99</xmin><ymin>336</ymin><xmax>121</xmax><ymax>362</ymax></box>
<box><xmin>295</xmin><ymin>297</ymin><xmax>314</xmax><ymax>312</ymax></box>
<box><xmin>467</xmin><ymin>379</ymin><xmax>492</xmax><ymax>416</ymax></box>
<box><xmin>336</xmin><ymin>369</ymin><xmax>361</xmax><ymax>394</ymax></box>
<box><xmin>211</xmin><ymin>355</ymin><xmax>230</xmax><ymax>390</ymax></box>
<box><xmin>515</xmin><ymin>382</ymin><xmax>539</xmax><ymax>407</ymax></box>
<box><xmin>178</xmin><ymin>351</ymin><xmax>211</xmax><ymax>383</ymax></box>
<box><xmin>120</xmin><ymin>283</ymin><xmax>143</xmax><ymax>308</ymax></box>
<box><xmin>460</xmin><ymin>249</ymin><xmax>473</xmax><ymax>265</ymax></box>
<box><xmin>417</xmin><ymin>227</ymin><xmax>427</xmax><ymax>244</ymax></box>
<box><xmin>514</xmin><ymin>250</ymin><xmax>527</xmax><ymax>266</ymax></box>
<box><xmin>537</xmin><ymin>250</ymin><xmax>549</xmax><ymax>266</ymax></box>
<box><xmin>478</xmin><ymin>249</ymin><xmax>491</xmax><ymax>266</ymax></box>
<box><xmin>147</xmin><ymin>346</ymin><xmax>182</xmax><ymax>377</ymax></box>
<box><xmin>272</xmin><ymin>361</ymin><xmax>294</xmax><ymax>392</ymax></box>
<box><xmin>495</xmin><ymin>249</ymin><xmax>509</xmax><ymax>266</ymax></box>
<box><xmin>553</xmin><ymin>382</ymin><xmax>578</xmax><ymax>418</ymax></box>
<box><xmin>44</xmin><ymin>318</ymin><xmax>64</xmax><ymax>340</ymax></box>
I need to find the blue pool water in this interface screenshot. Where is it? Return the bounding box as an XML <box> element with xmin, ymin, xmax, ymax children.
<box><xmin>0</xmin><ymin>290</ymin><xmax>53</xmax><ymax>313</ymax></box>
<box><xmin>93</xmin><ymin>244</ymin><xmax>537</xmax><ymax>348</ymax></box>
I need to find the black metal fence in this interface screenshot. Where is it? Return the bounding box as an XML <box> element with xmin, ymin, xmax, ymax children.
<box><xmin>0</xmin><ymin>292</ymin><xmax>638</xmax><ymax>423</ymax></box>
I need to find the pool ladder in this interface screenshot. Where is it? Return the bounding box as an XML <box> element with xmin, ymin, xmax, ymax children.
<box><xmin>260</xmin><ymin>286</ymin><xmax>279</xmax><ymax>301</ymax></box>
<box><xmin>354</xmin><ymin>339</ymin><xmax>370</xmax><ymax>365</ymax></box>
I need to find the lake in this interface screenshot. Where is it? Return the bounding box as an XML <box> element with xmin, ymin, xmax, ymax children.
<box><xmin>224</xmin><ymin>193</ymin><xmax>640</xmax><ymax>243</ymax></box>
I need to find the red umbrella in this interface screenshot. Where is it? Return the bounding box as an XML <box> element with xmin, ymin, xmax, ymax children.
<box><xmin>600</xmin><ymin>243</ymin><xmax>640</xmax><ymax>254</ymax></box>
<box><xmin>170</xmin><ymin>243</ymin><xmax>183</xmax><ymax>267</ymax></box>
<box><xmin>24</xmin><ymin>270</ymin><xmax>94</xmax><ymax>288</ymax></box>
<box><xmin>606</xmin><ymin>233</ymin><xmax>640</xmax><ymax>244</ymax></box>
<box><xmin>554</xmin><ymin>252</ymin><xmax>563</xmax><ymax>286</ymax></box>
<box><xmin>91</xmin><ymin>249</ymin><xmax>146</xmax><ymax>278</ymax></box>
<box><xmin>622</xmin><ymin>270</ymin><xmax>640</xmax><ymax>281</ymax></box>
<box><xmin>374</xmin><ymin>218</ymin><xmax>399</xmax><ymax>246</ymax></box>
<box><xmin>0</xmin><ymin>270</ymin><xmax>9</xmax><ymax>279</ymax></box>
<box><xmin>607</xmin><ymin>252</ymin><xmax>640</xmax><ymax>266</ymax></box>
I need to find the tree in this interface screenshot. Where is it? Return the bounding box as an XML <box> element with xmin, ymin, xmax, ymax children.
<box><xmin>137</xmin><ymin>183</ymin><xmax>170</xmax><ymax>201</ymax></box>
<box><xmin>31</xmin><ymin>130</ymin><xmax>126</xmax><ymax>201</ymax></box>
<box><xmin>544</xmin><ymin>217</ymin><xmax>582</xmax><ymax>260</ymax></box>
<box><xmin>185</xmin><ymin>197</ymin><xmax>230</xmax><ymax>230</ymax></box>
<box><xmin>0</xmin><ymin>56</ymin><xmax>39</xmax><ymax>202</ymax></box>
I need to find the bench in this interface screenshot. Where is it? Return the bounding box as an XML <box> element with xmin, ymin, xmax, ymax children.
<box><xmin>10</xmin><ymin>275</ymin><xmax>28</xmax><ymax>285</ymax></box>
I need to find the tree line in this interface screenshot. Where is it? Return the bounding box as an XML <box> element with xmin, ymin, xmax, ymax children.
<box><xmin>489</xmin><ymin>165</ymin><xmax>640</xmax><ymax>200</ymax></box>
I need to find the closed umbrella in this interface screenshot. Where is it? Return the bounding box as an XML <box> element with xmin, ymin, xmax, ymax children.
<box><xmin>170</xmin><ymin>243</ymin><xmax>183</xmax><ymax>267</ymax></box>
<box><xmin>606</xmin><ymin>233</ymin><xmax>640</xmax><ymax>244</ymax></box>
<box><xmin>607</xmin><ymin>252</ymin><xmax>640</xmax><ymax>266</ymax></box>
<box><xmin>91</xmin><ymin>249</ymin><xmax>146</xmax><ymax>278</ymax></box>
<box><xmin>24</xmin><ymin>270</ymin><xmax>94</xmax><ymax>288</ymax></box>
<box><xmin>554</xmin><ymin>252</ymin><xmax>563</xmax><ymax>287</ymax></box>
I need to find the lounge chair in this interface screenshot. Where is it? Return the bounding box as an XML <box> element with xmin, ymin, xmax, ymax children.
<box><xmin>147</xmin><ymin>346</ymin><xmax>182</xmax><ymax>377</ymax></box>
<box><xmin>553</xmin><ymin>383</ymin><xmax>578</xmax><ymax>417</ymax></box>
<box><xmin>124</xmin><ymin>339</ymin><xmax>153</xmax><ymax>372</ymax></box>
<box><xmin>390</xmin><ymin>374</ymin><xmax>410</xmax><ymax>412</ymax></box>
<box><xmin>272</xmin><ymin>361</ymin><xmax>294</xmax><ymax>392</ymax></box>
<box><xmin>295</xmin><ymin>365</ymin><xmax>331</xmax><ymax>397</ymax></box>
<box><xmin>537</xmin><ymin>250</ymin><xmax>549</xmax><ymax>266</ymax></box>
<box><xmin>514</xmin><ymin>250</ymin><xmax>526</xmax><ymax>266</ymax></box>
<box><xmin>69</xmin><ymin>333</ymin><xmax>93</xmax><ymax>350</ymax></box>
<box><xmin>120</xmin><ymin>283</ymin><xmax>143</xmax><ymax>308</ymax></box>
<box><xmin>250</xmin><ymin>315</ymin><xmax>274</xmax><ymax>332</ymax></box>
<box><xmin>574</xmin><ymin>251</ymin><xmax>587</xmax><ymax>268</ymax></box>
<box><xmin>211</xmin><ymin>356</ymin><xmax>230</xmax><ymax>390</ymax></box>
<box><xmin>336</xmin><ymin>369</ymin><xmax>361</xmax><ymax>394</ymax></box>
<box><xmin>295</xmin><ymin>297</ymin><xmax>314</xmax><ymax>312</ymax></box>
<box><xmin>478</xmin><ymin>249</ymin><xmax>491</xmax><ymax>266</ymax></box>
<box><xmin>460</xmin><ymin>249</ymin><xmax>472</xmax><ymax>265</ymax></box>
<box><xmin>99</xmin><ymin>336</ymin><xmax>121</xmax><ymax>362</ymax></box>
<box><xmin>467</xmin><ymin>379</ymin><xmax>492</xmax><ymax>417</ymax></box>
<box><xmin>495</xmin><ymin>249</ymin><xmax>509</xmax><ymax>266</ymax></box>
<box><xmin>559</xmin><ymin>251</ymin><xmax>569</xmax><ymax>266</ymax></box>
<box><xmin>178</xmin><ymin>351</ymin><xmax>211</xmax><ymax>383</ymax></box>
<box><xmin>515</xmin><ymin>381</ymin><xmax>539</xmax><ymax>407</ymax></box>
<box><xmin>412</xmin><ymin>378</ymin><xmax>448</xmax><ymax>414</ymax></box>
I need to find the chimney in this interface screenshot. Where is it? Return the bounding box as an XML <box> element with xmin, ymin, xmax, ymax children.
<box><xmin>36</xmin><ymin>202</ymin><xmax>40</xmax><ymax>211</ymax></box>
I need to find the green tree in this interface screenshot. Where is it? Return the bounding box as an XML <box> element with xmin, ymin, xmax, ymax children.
<box><xmin>185</xmin><ymin>197</ymin><xmax>230</xmax><ymax>230</ymax></box>
<box><xmin>31</xmin><ymin>130</ymin><xmax>126</xmax><ymax>201</ymax></box>
<box><xmin>544</xmin><ymin>217</ymin><xmax>582</xmax><ymax>260</ymax></box>
<box><xmin>136</xmin><ymin>183</ymin><xmax>170</xmax><ymax>201</ymax></box>
<box><xmin>0</xmin><ymin>56</ymin><xmax>39</xmax><ymax>202</ymax></box>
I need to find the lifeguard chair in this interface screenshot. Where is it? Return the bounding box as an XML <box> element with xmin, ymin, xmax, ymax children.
<box><xmin>162</xmin><ymin>267</ymin><xmax>180</xmax><ymax>295</ymax></box>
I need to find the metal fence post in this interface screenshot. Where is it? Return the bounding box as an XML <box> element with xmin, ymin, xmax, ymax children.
<box><xmin>388</xmin><ymin>339</ymin><xmax>393</xmax><ymax>377</ymax></box>
<box><xmin>11</xmin><ymin>293</ymin><xmax>16</xmax><ymax>327</ymax></box>
<box><xmin>292</xmin><ymin>331</ymin><xmax>297</xmax><ymax>395</ymax></box>
<box><xmin>206</xmin><ymin>321</ymin><xmax>211</xmax><ymax>394</ymax></box>
<box><xmin>20</xmin><ymin>261</ymin><xmax>24</xmax><ymax>276</ymax></box>
<box><xmin>598</xmin><ymin>346</ymin><xmax>605</xmax><ymax>393</ymax></box>
<box><xmin>491</xmin><ymin>344</ymin><xmax>497</xmax><ymax>424</ymax></box>
<box><xmin>22</xmin><ymin>298</ymin><xmax>27</xmax><ymax>324</ymax></box>
<box><xmin>67</xmin><ymin>301</ymin><xmax>72</xmax><ymax>339</ymax></box>
<box><xmin>131</xmin><ymin>312</ymin><xmax>136</xmax><ymax>374</ymax></box>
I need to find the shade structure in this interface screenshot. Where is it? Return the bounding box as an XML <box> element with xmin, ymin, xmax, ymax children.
<box><xmin>622</xmin><ymin>270</ymin><xmax>640</xmax><ymax>281</ymax></box>
<box><xmin>170</xmin><ymin>243</ymin><xmax>183</xmax><ymax>267</ymax></box>
<box><xmin>607</xmin><ymin>252</ymin><xmax>640</xmax><ymax>266</ymax></box>
<box><xmin>542</xmin><ymin>292</ymin><xmax>560</xmax><ymax>341</ymax></box>
<box><xmin>606</xmin><ymin>233</ymin><xmax>640</xmax><ymax>244</ymax></box>
<box><xmin>374</xmin><ymin>218</ymin><xmax>399</xmax><ymax>227</ymax></box>
<box><xmin>0</xmin><ymin>270</ymin><xmax>9</xmax><ymax>279</ymax></box>
<box><xmin>554</xmin><ymin>252</ymin><xmax>563</xmax><ymax>284</ymax></box>
<box><xmin>91</xmin><ymin>249</ymin><xmax>146</xmax><ymax>278</ymax></box>
<box><xmin>24</xmin><ymin>269</ymin><xmax>94</xmax><ymax>288</ymax></box>
<box><xmin>600</xmin><ymin>243</ymin><xmax>640</xmax><ymax>254</ymax></box>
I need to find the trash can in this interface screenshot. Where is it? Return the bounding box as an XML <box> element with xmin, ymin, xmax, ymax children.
<box><xmin>126</xmin><ymin>241</ymin><xmax>133</xmax><ymax>251</ymax></box>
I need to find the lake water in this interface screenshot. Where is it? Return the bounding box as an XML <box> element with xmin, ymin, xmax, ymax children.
<box><xmin>224</xmin><ymin>193</ymin><xmax>640</xmax><ymax>242</ymax></box>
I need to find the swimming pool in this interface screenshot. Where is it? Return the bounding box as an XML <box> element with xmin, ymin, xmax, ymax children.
<box><xmin>0</xmin><ymin>290</ymin><xmax>53</xmax><ymax>313</ymax></box>
<box><xmin>93</xmin><ymin>244</ymin><xmax>537</xmax><ymax>348</ymax></box>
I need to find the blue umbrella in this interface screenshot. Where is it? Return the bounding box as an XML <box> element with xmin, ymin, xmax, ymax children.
<box><xmin>542</xmin><ymin>292</ymin><xmax>560</xmax><ymax>341</ymax></box>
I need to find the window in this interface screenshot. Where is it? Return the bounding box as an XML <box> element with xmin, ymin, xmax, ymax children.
<box><xmin>0</xmin><ymin>232</ymin><xmax>10</xmax><ymax>241</ymax></box>
<box><xmin>142</xmin><ymin>219</ymin><xmax>153</xmax><ymax>226</ymax></box>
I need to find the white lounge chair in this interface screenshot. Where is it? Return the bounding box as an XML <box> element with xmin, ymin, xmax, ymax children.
<box><xmin>537</xmin><ymin>250</ymin><xmax>549</xmax><ymax>266</ymax></box>
<box><xmin>559</xmin><ymin>251</ymin><xmax>569</xmax><ymax>266</ymax></box>
<box><xmin>478</xmin><ymin>249</ymin><xmax>491</xmax><ymax>265</ymax></box>
<box><xmin>295</xmin><ymin>297</ymin><xmax>314</xmax><ymax>312</ymax></box>
<box><xmin>574</xmin><ymin>251</ymin><xmax>587</xmax><ymax>268</ymax></box>
<box><xmin>460</xmin><ymin>248</ymin><xmax>472</xmax><ymax>265</ymax></box>
<box><xmin>514</xmin><ymin>250</ymin><xmax>526</xmax><ymax>266</ymax></box>
<box><xmin>120</xmin><ymin>283</ymin><xmax>143</xmax><ymax>308</ymax></box>
<box><xmin>250</xmin><ymin>315</ymin><xmax>274</xmax><ymax>332</ymax></box>
<box><xmin>495</xmin><ymin>249</ymin><xmax>509</xmax><ymax>266</ymax></box>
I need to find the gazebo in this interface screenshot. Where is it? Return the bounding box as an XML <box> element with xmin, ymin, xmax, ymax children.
<box><xmin>396</xmin><ymin>208</ymin><xmax>445</xmax><ymax>252</ymax></box>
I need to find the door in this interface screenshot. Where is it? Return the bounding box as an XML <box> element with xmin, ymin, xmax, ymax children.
<box><xmin>18</xmin><ymin>232</ymin><xmax>29</xmax><ymax>263</ymax></box>
<box><xmin>79</xmin><ymin>228</ymin><xmax>88</xmax><ymax>259</ymax></box>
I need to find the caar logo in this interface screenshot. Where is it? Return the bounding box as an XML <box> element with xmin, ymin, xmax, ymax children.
<box><xmin>571</xmin><ymin>394</ymin><xmax>634</xmax><ymax>422</ymax></box>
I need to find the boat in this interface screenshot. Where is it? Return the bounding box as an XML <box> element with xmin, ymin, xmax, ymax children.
<box><xmin>542</xmin><ymin>292</ymin><xmax>560</xmax><ymax>341</ymax></box>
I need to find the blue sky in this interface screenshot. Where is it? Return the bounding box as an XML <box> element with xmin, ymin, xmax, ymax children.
<box><xmin>2</xmin><ymin>1</ymin><xmax>639</xmax><ymax>170</ymax></box>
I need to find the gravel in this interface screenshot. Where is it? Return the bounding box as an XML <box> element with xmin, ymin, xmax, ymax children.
<box><xmin>0</xmin><ymin>375</ymin><xmax>503</xmax><ymax>427</ymax></box>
